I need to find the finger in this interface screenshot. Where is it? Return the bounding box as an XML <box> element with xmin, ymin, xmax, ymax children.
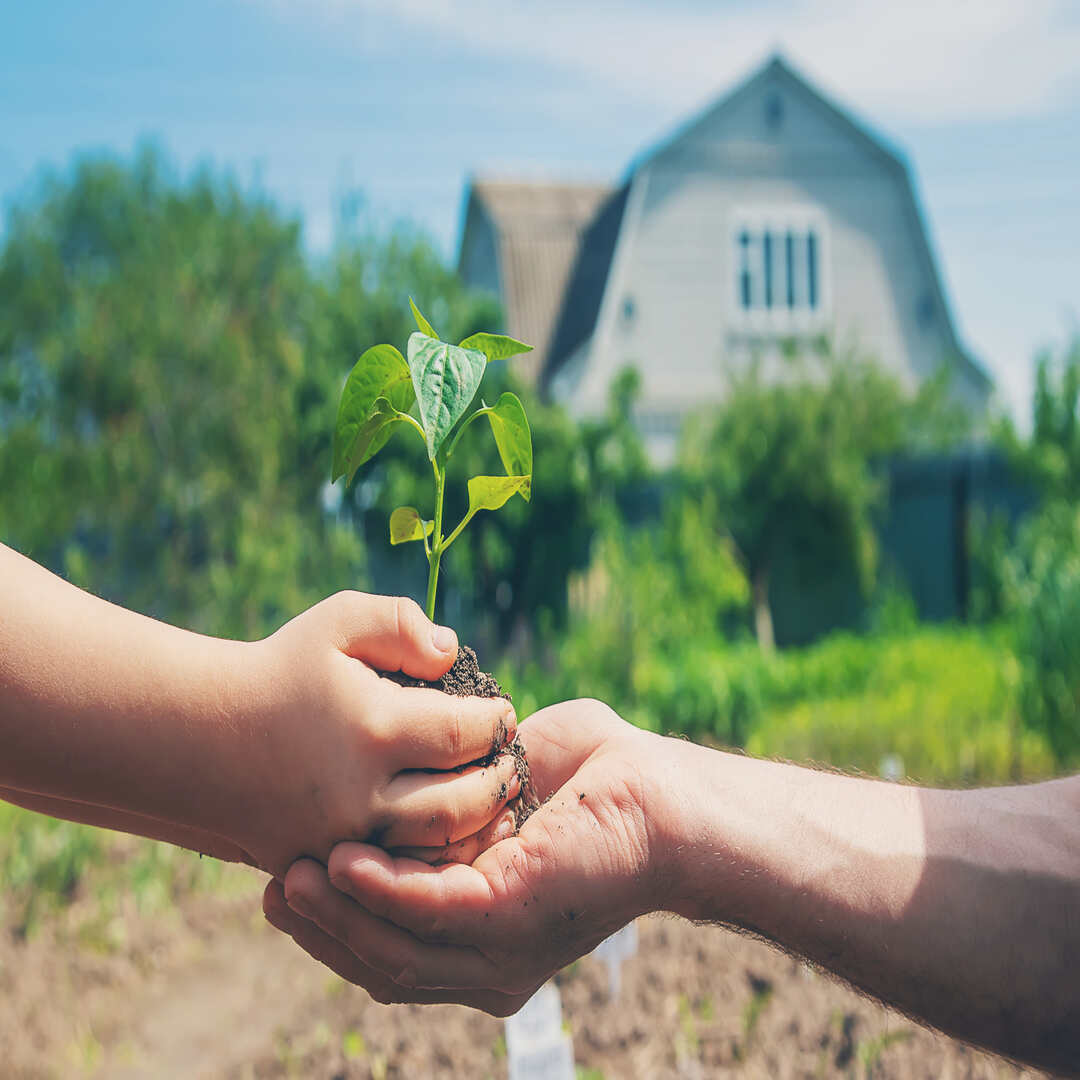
<box><xmin>391</xmin><ymin>807</ymin><xmax>517</xmax><ymax>866</ymax></box>
<box><xmin>388</xmin><ymin>685</ymin><xmax>516</xmax><ymax>770</ymax></box>
<box><xmin>0</xmin><ymin>787</ymin><xmax>253</xmax><ymax>864</ymax></box>
<box><xmin>324</xmin><ymin>842</ymin><xmax>512</xmax><ymax>945</ymax></box>
<box><xmin>282</xmin><ymin>859</ymin><xmax>520</xmax><ymax>993</ymax></box>
<box><xmin>331</xmin><ymin>592</ymin><xmax>458</xmax><ymax>681</ymax></box>
<box><xmin>263</xmin><ymin>879</ymin><xmax>531</xmax><ymax>1015</ymax></box>
<box><xmin>380</xmin><ymin>755</ymin><xmax>520</xmax><ymax>848</ymax></box>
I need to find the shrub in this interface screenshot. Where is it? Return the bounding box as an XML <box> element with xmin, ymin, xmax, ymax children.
<box><xmin>1008</xmin><ymin>502</ymin><xmax>1080</xmax><ymax>766</ymax></box>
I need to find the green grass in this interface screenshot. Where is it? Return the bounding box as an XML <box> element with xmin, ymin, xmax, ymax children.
<box><xmin>507</xmin><ymin>623</ymin><xmax>1058</xmax><ymax>787</ymax></box>
<box><xmin>0</xmin><ymin>801</ymin><xmax>247</xmax><ymax>936</ymax></box>
<box><xmin>748</xmin><ymin>627</ymin><xmax>1056</xmax><ymax>784</ymax></box>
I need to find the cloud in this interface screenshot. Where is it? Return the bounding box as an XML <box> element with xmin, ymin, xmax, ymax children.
<box><xmin>254</xmin><ymin>0</ymin><xmax>1080</xmax><ymax>126</ymax></box>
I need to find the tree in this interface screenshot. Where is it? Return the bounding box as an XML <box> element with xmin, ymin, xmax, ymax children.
<box><xmin>1000</xmin><ymin>337</ymin><xmax>1080</xmax><ymax>501</ymax></box>
<box><xmin>0</xmin><ymin>145</ymin><xmax>364</xmax><ymax>638</ymax></box>
<box><xmin>679</xmin><ymin>344</ymin><xmax>944</xmax><ymax>651</ymax></box>
<box><xmin>995</xmin><ymin>336</ymin><xmax>1080</xmax><ymax>765</ymax></box>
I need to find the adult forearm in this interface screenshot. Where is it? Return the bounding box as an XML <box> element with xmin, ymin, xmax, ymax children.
<box><xmin>0</xmin><ymin>544</ymin><xmax>259</xmax><ymax>833</ymax></box>
<box><xmin>659</xmin><ymin>743</ymin><xmax>1080</xmax><ymax>1074</ymax></box>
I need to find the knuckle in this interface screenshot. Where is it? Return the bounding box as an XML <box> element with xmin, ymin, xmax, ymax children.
<box><xmin>444</xmin><ymin>707</ymin><xmax>465</xmax><ymax>762</ymax></box>
<box><xmin>422</xmin><ymin>805</ymin><xmax>452</xmax><ymax>843</ymax></box>
<box><xmin>328</xmin><ymin>589</ymin><xmax>363</xmax><ymax>617</ymax></box>
<box><xmin>579</xmin><ymin>698</ymin><xmax>621</xmax><ymax>730</ymax></box>
<box><xmin>393</xmin><ymin>595</ymin><xmax>425</xmax><ymax>638</ymax></box>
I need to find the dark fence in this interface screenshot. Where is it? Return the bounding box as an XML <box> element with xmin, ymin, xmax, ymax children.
<box><xmin>771</xmin><ymin>449</ymin><xmax>1035</xmax><ymax>645</ymax></box>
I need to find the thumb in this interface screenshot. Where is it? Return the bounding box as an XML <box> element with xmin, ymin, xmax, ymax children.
<box><xmin>332</xmin><ymin>593</ymin><xmax>458</xmax><ymax>681</ymax></box>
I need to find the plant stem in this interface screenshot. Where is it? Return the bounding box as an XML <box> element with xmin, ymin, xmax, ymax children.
<box><xmin>425</xmin><ymin>547</ymin><xmax>442</xmax><ymax>622</ymax></box>
<box><xmin>425</xmin><ymin>463</ymin><xmax>447</xmax><ymax>621</ymax></box>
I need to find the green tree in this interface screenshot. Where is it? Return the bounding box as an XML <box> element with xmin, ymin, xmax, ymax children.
<box><xmin>679</xmin><ymin>345</ymin><xmax>947</xmax><ymax>651</ymax></box>
<box><xmin>997</xmin><ymin>336</ymin><xmax>1080</xmax><ymax>764</ymax></box>
<box><xmin>0</xmin><ymin>146</ymin><xmax>364</xmax><ymax>637</ymax></box>
<box><xmin>1000</xmin><ymin>337</ymin><xmax>1080</xmax><ymax>500</ymax></box>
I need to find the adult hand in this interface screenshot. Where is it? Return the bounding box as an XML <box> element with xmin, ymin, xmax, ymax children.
<box><xmin>271</xmin><ymin>689</ymin><xmax>1080</xmax><ymax>1076</ymax></box>
<box><xmin>263</xmin><ymin>700</ymin><xmax>673</xmax><ymax>1014</ymax></box>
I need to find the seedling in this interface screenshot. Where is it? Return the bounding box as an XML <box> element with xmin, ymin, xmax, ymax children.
<box><xmin>331</xmin><ymin>299</ymin><xmax>533</xmax><ymax>620</ymax></box>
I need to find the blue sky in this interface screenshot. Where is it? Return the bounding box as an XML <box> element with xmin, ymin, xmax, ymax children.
<box><xmin>2</xmin><ymin>0</ymin><xmax>1079</xmax><ymax>420</ymax></box>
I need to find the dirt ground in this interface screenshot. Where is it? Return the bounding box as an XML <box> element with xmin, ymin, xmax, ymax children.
<box><xmin>0</xmin><ymin>865</ymin><xmax>1053</xmax><ymax>1079</ymax></box>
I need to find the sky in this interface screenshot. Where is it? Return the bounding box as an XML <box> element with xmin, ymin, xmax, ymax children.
<box><xmin>2</xmin><ymin>0</ymin><xmax>1079</xmax><ymax>421</ymax></box>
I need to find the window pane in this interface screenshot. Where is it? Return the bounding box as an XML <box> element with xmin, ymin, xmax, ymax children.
<box><xmin>763</xmin><ymin>232</ymin><xmax>773</xmax><ymax>309</ymax></box>
<box><xmin>738</xmin><ymin>231</ymin><xmax>752</xmax><ymax>310</ymax></box>
<box><xmin>785</xmin><ymin>231</ymin><xmax>795</xmax><ymax>308</ymax></box>
<box><xmin>807</xmin><ymin>230</ymin><xmax>818</xmax><ymax>310</ymax></box>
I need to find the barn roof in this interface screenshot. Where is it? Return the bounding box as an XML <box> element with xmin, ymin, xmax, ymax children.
<box><xmin>458</xmin><ymin>178</ymin><xmax>610</xmax><ymax>383</ymax></box>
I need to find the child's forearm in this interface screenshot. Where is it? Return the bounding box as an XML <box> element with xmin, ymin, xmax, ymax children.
<box><xmin>0</xmin><ymin>784</ymin><xmax>252</xmax><ymax>862</ymax></box>
<box><xmin>0</xmin><ymin>543</ymin><xmax>261</xmax><ymax>835</ymax></box>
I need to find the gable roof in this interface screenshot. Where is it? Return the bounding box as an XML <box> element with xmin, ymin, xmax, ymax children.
<box><xmin>540</xmin><ymin>53</ymin><xmax>991</xmax><ymax>393</ymax></box>
<box><xmin>458</xmin><ymin>178</ymin><xmax>610</xmax><ymax>382</ymax></box>
<box><xmin>542</xmin><ymin>180</ymin><xmax>631</xmax><ymax>387</ymax></box>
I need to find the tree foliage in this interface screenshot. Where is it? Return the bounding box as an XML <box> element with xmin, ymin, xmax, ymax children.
<box><xmin>0</xmin><ymin>145</ymin><xmax>634</xmax><ymax>643</ymax></box>
<box><xmin>993</xmin><ymin>336</ymin><xmax>1080</xmax><ymax>763</ymax></box>
<box><xmin>678</xmin><ymin>344</ymin><xmax>960</xmax><ymax>649</ymax></box>
<box><xmin>999</xmin><ymin>337</ymin><xmax>1080</xmax><ymax>500</ymax></box>
<box><xmin>0</xmin><ymin>148</ymin><xmax>502</xmax><ymax>638</ymax></box>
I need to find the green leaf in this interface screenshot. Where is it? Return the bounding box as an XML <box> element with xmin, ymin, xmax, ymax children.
<box><xmin>407</xmin><ymin>332</ymin><xmax>486</xmax><ymax>460</ymax></box>
<box><xmin>409</xmin><ymin>297</ymin><xmax>439</xmax><ymax>339</ymax></box>
<box><xmin>333</xmin><ymin>397</ymin><xmax>409</xmax><ymax>485</ymax></box>
<box><xmin>467</xmin><ymin>474</ymin><xmax>531</xmax><ymax>516</ymax></box>
<box><xmin>332</xmin><ymin>345</ymin><xmax>415</xmax><ymax>481</ymax></box>
<box><xmin>389</xmin><ymin>506</ymin><xmax>433</xmax><ymax>545</ymax></box>
<box><xmin>486</xmin><ymin>392</ymin><xmax>532</xmax><ymax>500</ymax></box>
<box><xmin>458</xmin><ymin>332</ymin><xmax>532</xmax><ymax>364</ymax></box>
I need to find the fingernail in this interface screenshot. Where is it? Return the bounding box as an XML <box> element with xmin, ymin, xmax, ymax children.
<box><xmin>286</xmin><ymin>891</ymin><xmax>314</xmax><ymax>919</ymax></box>
<box><xmin>507</xmin><ymin>770</ymin><xmax>522</xmax><ymax>798</ymax></box>
<box><xmin>493</xmin><ymin>811</ymin><xmax>516</xmax><ymax>842</ymax></box>
<box><xmin>432</xmin><ymin>624</ymin><xmax>457</xmax><ymax>654</ymax></box>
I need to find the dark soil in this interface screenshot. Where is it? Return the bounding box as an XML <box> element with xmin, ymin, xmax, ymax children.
<box><xmin>385</xmin><ymin>645</ymin><xmax>540</xmax><ymax>829</ymax></box>
<box><xmin>0</xmin><ymin>882</ymin><xmax>1050</xmax><ymax>1079</ymax></box>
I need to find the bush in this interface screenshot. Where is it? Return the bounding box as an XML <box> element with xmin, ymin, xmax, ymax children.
<box><xmin>1008</xmin><ymin>502</ymin><xmax>1080</xmax><ymax>766</ymax></box>
<box><xmin>748</xmin><ymin>628</ymin><xmax>1053</xmax><ymax>784</ymax></box>
<box><xmin>506</xmin><ymin>618</ymin><xmax>1054</xmax><ymax>786</ymax></box>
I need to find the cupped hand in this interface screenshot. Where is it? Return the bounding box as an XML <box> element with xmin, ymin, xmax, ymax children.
<box><xmin>229</xmin><ymin>592</ymin><xmax>519</xmax><ymax>879</ymax></box>
<box><xmin>263</xmin><ymin>700</ymin><xmax>674</xmax><ymax>1014</ymax></box>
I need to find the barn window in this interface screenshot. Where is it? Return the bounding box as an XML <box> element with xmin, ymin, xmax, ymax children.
<box><xmin>764</xmin><ymin>93</ymin><xmax>784</xmax><ymax>131</ymax></box>
<box><xmin>732</xmin><ymin>210</ymin><xmax>828</xmax><ymax>327</ymax></box>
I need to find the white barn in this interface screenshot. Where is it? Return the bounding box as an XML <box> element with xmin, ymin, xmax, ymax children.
<box><xmin>458</xmin><ymin>55</ymin><xmax>992</xmax><ymax>463</ymax></box>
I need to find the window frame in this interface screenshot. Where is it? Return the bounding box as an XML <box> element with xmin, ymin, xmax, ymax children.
<box><xmin>729</xmin><ymin>206</ymin><xmax>830</xmax><ymax>333</ymax></box>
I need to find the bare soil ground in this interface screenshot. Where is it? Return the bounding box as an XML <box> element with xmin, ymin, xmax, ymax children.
<box><xmin>1</xmin><ymin>861</ymin><xmax>1054</xmax><ymax>1080</ymax></box>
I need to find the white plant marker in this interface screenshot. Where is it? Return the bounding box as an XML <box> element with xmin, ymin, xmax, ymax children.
<box><xmin>879</xmin><ymin>753</ymin><xmax>904</xmax><ymax>782</ymax></box>
<box><xmin>593</xmin><ymin>920</ymin><xmax>639</xmax><ymax>999</ymax></box>
<box><xmin>505</xmin><ymin>981</ymin><xmax>575</xmax><ymax>1080</ymax></box>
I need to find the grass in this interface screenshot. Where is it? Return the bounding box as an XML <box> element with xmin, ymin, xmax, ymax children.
<box><xmin>747</xmin><ymin>627</ymin><xmax>1057</xmax><ymax>784</ymax></box>
<box><xmin>0</xmin><ymin>800</ymin><xmax>250</xmax><ymax>937</ymax></box>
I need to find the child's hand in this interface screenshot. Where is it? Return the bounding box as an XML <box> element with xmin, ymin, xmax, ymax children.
<box><xmin>1</xmin><ymin>544</ymin><xmax>514</xmax><ymax>879</ymax></box>
<box><xmin>230</xmin><ymin>592</ymin><xmax>519</xmax><ymax>879</ymax></box>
